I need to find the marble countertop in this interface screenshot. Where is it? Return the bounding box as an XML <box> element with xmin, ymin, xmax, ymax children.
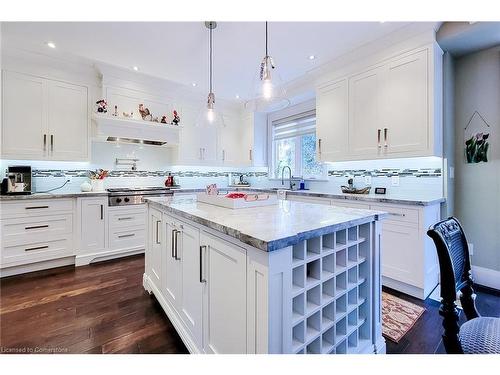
<box><xmin>229</xmin><ymin>187</ymin><xmax>445</xmax><ymax>206</ymax></box>
<box><xmin>0</xmin><ymin>191</ymin><xmax>109</xmax><ymax>200</ymax></box>
<box><xmin>147</xmin><ymin>196</ymin><xmax>387</xmax><ymax>252</ymax></box>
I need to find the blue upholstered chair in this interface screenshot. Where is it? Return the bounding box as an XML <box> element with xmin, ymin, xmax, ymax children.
<box><xmin>427</xmin><ymin>217</ymin><xmax>500</xmax><ymax>354</ymax></box>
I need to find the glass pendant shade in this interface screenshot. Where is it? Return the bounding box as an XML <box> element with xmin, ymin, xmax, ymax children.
<box><xmin>245</xmin><ymin>22</ymin><xmax>290</xmax><ymax>113</ymax></box>
<box><xmin>196</xmin><ymin>21</ymin><xmax>225</xmax><ymax>128</ymax></box>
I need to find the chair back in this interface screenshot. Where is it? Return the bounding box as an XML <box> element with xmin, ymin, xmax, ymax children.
<box><xmin>427</xmin><ymin>217</ymin><xmax>472</xmax><ymax>303</ymax></box>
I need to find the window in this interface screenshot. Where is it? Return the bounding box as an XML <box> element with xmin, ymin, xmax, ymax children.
<box><xmin>271</xmin><ymin>110</ymin><xmax>324</xmax><ymax>179</ymax></box>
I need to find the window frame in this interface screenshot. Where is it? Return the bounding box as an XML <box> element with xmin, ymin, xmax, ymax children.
<box><xmin>267</xmin><ymin>100</ymin><xmax>326</xmax><ymax>180</ymax></box>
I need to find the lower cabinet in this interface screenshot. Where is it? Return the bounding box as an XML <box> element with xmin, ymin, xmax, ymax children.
<box><xmin>77</xmin><ymin>197</ymin><xmax>107</xmax><ymax>254</ymax></box>
<box><xmin>201</xmin><ymin>231</ymin><xmax>247</xmax><ymax>354</ymax></box>
<box><xmin>145</xmin><ymin>211</ymin><xmax>247</xmax><ymax>353</ymax></box>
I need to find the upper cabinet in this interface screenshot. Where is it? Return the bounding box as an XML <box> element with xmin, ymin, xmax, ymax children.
<box><xmin>1</xmin><ymin>70</ymin><xmax>89</xmax><ymax>161</ymax></box>
<box><xmin>316</xmin><ymin>78</ymin><xmax>349</xmax><ymax>161</ymax></box>
<box><xmin>316</xmin><ymin>45</ymin><xmax>442</xmax><ymax>162</ymax></box>
<box><xmin>219</xmin><ymin>112</ymin><xmax>267</xmax><ymax>167</ymax></box>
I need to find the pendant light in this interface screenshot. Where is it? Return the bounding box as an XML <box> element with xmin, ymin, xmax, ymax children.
<box><xmin>196</xmin><ymin>21</ymin><xmax>224</xmax><ymax>128</ymax></box>
<box><xmin>245</xmin><ymin>22</ymin><xmax>290</xmax><ymax>112</ymax></box>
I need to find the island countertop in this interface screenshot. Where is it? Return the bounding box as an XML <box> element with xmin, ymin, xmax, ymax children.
<box><xmin>147</xmin><ymin>196</ymin><xmax>387</xmax><ymax>252</ymax></box>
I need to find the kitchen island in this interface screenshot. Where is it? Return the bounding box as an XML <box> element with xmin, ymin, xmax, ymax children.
<box><xmin>143</xmin><ymin>195</ymin><xmax>387</xmax><ymax>354</ymax></box>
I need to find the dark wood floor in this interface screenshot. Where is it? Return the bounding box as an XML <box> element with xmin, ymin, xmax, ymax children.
<box><xmin>1</xmin><ymin>255</ymin><xmax>498</xmax><ymax>354</ymax></box>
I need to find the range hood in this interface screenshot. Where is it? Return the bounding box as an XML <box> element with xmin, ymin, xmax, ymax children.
<box><xmin>93</xmin><ymin>114</ymin><xmax>181</xmax><ymax>147</ymax></box>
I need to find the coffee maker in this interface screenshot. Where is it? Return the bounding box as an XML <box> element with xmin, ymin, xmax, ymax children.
<box><xmin>2</xmin><ymin>166</ymin><xmax>32</xmax><ymax>195</ymax></box>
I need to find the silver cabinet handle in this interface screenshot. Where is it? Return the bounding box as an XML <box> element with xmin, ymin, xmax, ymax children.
<box><xmin>155</xmin><ymin>220</ymin><xmax>161</xmax><ymax>244</ymax></box>
<box><xmin>25</xmin><ymin>245</ymin><xmax>49</xmax><ymax>252</ymax></box>
<box><xmin>43</xmin><ymin>134</ymin><xmax>47</xmax><ymax>152</ymax></box>
<box><xmin>26</xmin><ymin>206</ymin><xmax>49</xmax><ymax>210</ymax></box>
<box><xmin>377</xmin><ymin>129</ymin><xmax>382</xmax><ymax>148</ymax></box>
<box><xmin>384</xmin><ymin>128</ymin><xmax>388</xmax><ymax>148</ymax></box>
<box><xmin>249</xmin><ymin>149</ymin><xmax>253</xmax><ymax>161</ymax></box>
<box><xmin>25</xmin><ymin>225</ymin><xmax>49</xmax><ymax>230</ymax></box>
<box><xmin>318</xmin><ymin>139</ymin><xmax>322</xmax><ymax>156</ymax></box>
<box><xmin>100</xmin><ymin>205</ymin><xmax>104</xmax><ymax>220</ymax></box>
<box><xmin>199</xmin><ymin>245</ymin><xmax>207</xmax><ymax>283</ymax></box>
<box><xmin>171</xmin><ymin>229</ymin><xmax>177</xmax><ymax>258</ymax></box>
<box><xmin>118</xmin><ymin>233</ymin><xmax>135</xmax><ymax>238</ymax></box>
<box><xmin>222</xmin><ymin>149</ymin><xmax>225</xmax><ymax>161</ymax></box>
<box><xmin>50</xmin><ymin>134</ymin><xmax>54</xmax><ymax>152</ymax></box>
<box><xmin>174</xmin><ymin>230</ymin><xmax>181</xmax><ymax>260</ymax></box>
<box><xmin>388</xmin><ymin>212</ymin><xmax>406</xmax><ymax>217</ymax></box>
<box><xmin>118</xmin><ymin>217</ymin><xmax>133</xmax><ymax>221</ymax></box>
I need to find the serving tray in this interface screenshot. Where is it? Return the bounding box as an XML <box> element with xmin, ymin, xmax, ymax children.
<box><xmin>196</xmin><ymin>193</ymin><xmax>278</xmax><ymax>209</ymax></box>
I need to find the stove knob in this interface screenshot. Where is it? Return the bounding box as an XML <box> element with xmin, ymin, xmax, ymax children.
<box><xmin>124</xmin><ymin>197</ymin><xmax>130</xmax><ymax>203</ymax></box>
<box><xmin>116</xmin><ymin>198</ymin><xmax>122</xmax><ymax>203</ymax></box>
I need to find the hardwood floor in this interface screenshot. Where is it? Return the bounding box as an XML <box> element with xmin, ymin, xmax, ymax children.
<box><xmin>1</xmin><ymin>255</ymin><xmax>498</xmax><ymax>354</ymax></box>
<box><xmin>0</xmin><ymin>255</ymin><xmax>188</xmax><ymax>354</ymax></box>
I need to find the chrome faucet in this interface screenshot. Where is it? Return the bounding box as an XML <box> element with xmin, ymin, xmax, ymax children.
<box><xmin>281</xmin><ymin>166</ymin><xmax>295</xmax><ymax>190</ymax></box>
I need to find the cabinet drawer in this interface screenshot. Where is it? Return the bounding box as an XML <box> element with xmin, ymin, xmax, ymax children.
<box><xmin>370</xmin><ymin>204</ymin><xmax>419</xmax><ymax>224</ymax></box>
<box><xmin>1</xmin><ymin>214</ymin><xmax>73</xmax><ymax>246</ymax></box>
<box><xmin>1</xmin><ymin>236</ymin><xmax>73</xmax><ymax>267</ymax></box>
<box><xmin>109</xmin><ymin>227</ymin><xmax>145</xmax><ymax>251</ymax></box>
<box><xmin>331</xmin><ymin>199</ymin><xmax>370</xmax><ymax>209</ymax></box>
<box><xmin>0</xmin><ymin>199</ymin><xmax>73</xmax><ymax>218</ymax></box>
<box><xmin>108</xmin><ymin>206</ymin><xmax>146</xmax><ymax>230</ymax></box>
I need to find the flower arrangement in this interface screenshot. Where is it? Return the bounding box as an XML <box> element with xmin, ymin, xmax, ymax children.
<box><xmin>465</xmin><ymin>133</ymin><xmax>489</xmax><ymax>163</ymax></box>
<box><xmin>88</xmin><ymin>169</ymin><xmax>109</xmax><ymax>180</ymax></box>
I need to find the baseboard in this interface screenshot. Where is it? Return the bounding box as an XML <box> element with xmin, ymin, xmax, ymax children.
<box><xmin>472</xmin><ymin>265</ymin><xmax>500</xmax><ymax>291</ymax></box>
<box><xmin>0</xmin><ymin>256</ymin><xmax>75</xmax><ymax>278</ymax></box>
<box><xmin>382</xmin><ymin>276</ymin><xmax>428</xmax><ymax>300</ymax></box>
<box><xmin>75</xmin><ymin>247</ymin><xmax>144</xmax><ymax>266</ymax></box>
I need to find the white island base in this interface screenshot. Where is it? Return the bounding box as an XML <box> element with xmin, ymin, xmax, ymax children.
<box><xmin>143</xmin><ymin>199</ymin><xmax>386</xmax><ymax>354</ymax></box>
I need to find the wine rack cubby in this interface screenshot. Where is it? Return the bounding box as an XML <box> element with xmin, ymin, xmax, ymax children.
<box><xmin>289</xmin><ymin>223</ymin><xmax>373</xmax><ymax>354</ymax></box>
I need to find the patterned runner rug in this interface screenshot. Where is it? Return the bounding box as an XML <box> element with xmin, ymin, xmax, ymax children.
<box><xmin>382</xmin><ymin>292</ymin><xmax>426</xmax><ymax>343</ymax></box>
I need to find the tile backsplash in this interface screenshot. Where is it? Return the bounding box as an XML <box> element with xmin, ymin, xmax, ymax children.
<box><xmin>1</xmin><ymin>156</ymin><xmax>444</xmax><ymax>197</ymax></box>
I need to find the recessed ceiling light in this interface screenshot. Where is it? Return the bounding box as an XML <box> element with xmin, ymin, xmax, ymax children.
<box><xmin>308</xmin><ymin>55</ymin><xmax>316</xmax><ymax>60</ymax></box>
<box><xmin>133</xmin><ymin>66</ymin><xmax>139</xmax><ymax>71</ymax></box>
<box><xmin>46</xmin><ymin>41</ymin><xmax>56</xmax><ymax>49</ymax></box>
<box><xmin>235</xmin><ymin>94</ymin><xmax>240</xmax><ymax>99</ymax></box>
<box><xmin>192</xmin><ymin>82</ymin><xmax>197</xmax><ymax>87</ymax></box>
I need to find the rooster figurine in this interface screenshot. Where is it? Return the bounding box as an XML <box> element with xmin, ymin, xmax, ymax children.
<box><xmin>139</xmin><ymin>104</ymin><xmax>152</xmax><ymax>121</ymax></box>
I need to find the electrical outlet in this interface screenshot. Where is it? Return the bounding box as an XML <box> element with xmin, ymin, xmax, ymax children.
<box><xmin>449</xmin><ymin>167</ymin><xmax>455</xmax><ymax>179</ymax></box>
<box><xmin>468</xmin><ymin>243</ymin><xmax>474</xmax><ymax>256</ymax></box>
<box><xmin>364</xmin><ymin>176</ymin><xmax>372</xmax><ymax>185</ymax></box>
<box><xmin>391</xmin><ymin>175</ymin><xmax>400</xmax><ymax>186</ymax></box>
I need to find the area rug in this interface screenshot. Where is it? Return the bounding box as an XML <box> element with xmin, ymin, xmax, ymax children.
<box><xmin>382</xmin><ymin>292</ymin><xmax>426</xmax><ymax>343</ymax></box>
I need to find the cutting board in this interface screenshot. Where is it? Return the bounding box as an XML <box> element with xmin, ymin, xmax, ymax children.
<box><xmin>197</xmin><ymin>193</ymin><xmax>278</xmax><ymax>209</ymax></box>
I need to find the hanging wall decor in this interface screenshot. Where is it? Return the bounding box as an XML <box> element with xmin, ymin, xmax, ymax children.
<box><xmin>464</xmin><ymin>110</ymin><xmax>491</xmax><ymax>164</ymax></box>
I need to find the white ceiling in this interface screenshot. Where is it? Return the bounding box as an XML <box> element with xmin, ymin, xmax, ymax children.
<box><xmin>1</xmin><ymin>22</ymin><xmax>413</xmax><ymax>101</ymax></box>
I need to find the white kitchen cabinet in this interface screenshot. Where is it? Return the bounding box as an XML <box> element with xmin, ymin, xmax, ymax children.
<box><xmin>219</xmin><ymin>113</ymin><xmax>244</xmax><ymax>166</ymax></box>
<box><xmin>201</xmin><ymin>231</ymin><xmax>247</xmax><ymax>354</ymax></box>
<box><xmin>177</xmin><ymin>106</ymin><xmax>219</xmax><ymax>165</ymax></box>
<box><xmin>379</xmin><ymin>222</ymin><xmax>421</xmax><ymax>287</ymax></box>
<box><xmin>177</xmin><ymin>220</ymin><xmax>203</xmax><ymax>347</ymax></box>
<box><xmin>380</xmin><ymin>49</ymin><xmax>429</xmax><ymax>155</ymax></box>
<box><xmin>1</xmin><ymin>70</ymin><xmax>89</xmax><ymax>161</ymax></box>
<box><xmin>164</xmin><ymin>218</ymin><xmax>182</xmax><ymax>308</ymax></box>
<box><xmin>1</xmin><ymin>71</ymin><xmax>46</xmax><ymax>159</ymax></box>
<box><xmin>348</xmin><ymin>67</ymin><xmax>384</xmax><ymax>158</ymax></box>
<box><xmin>77</xmin><ymin>197</ymin><xmax>107</xmax><ymax>256</ymax></box>
<box><xmin>316</xmin><ymin>45</ymin><xmax>442</xmax><ymax>161</ymax></box>
<box><xmin>48</xmin><ymin>80</ymin><xmax>89</xmax><ymax>160</ymax></box>
<box><xmin>148</xmin><ymin>207</ymin><xmax>164</xmax><ymax>290</ymax></box>
<box><xmin>316</xmin><ymin>79</ymin><xmax>349</xmax><ymax>162</ymax></box>
<box><xmin>0</xmin><ymin>199</ymin><xmax>75</xmax><ymax>272</ymax></box>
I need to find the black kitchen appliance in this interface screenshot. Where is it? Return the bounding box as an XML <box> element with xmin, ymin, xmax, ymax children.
<box><xmin>4</xmin><ymin>166</ymin><xmax>32</xmax><ymax>195</ymax></box>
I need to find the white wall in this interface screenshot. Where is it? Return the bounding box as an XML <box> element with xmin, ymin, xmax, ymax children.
<box><xmin>454</xmin><ymin>46</ymin><xmax>500</xmax><ymax>273</ymax></box>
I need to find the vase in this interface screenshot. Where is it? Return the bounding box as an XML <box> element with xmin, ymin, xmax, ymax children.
<box><xmin>91</xmin><ymin>179</ymin><xmax>105</xmax><ymax>192</ymax></box>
